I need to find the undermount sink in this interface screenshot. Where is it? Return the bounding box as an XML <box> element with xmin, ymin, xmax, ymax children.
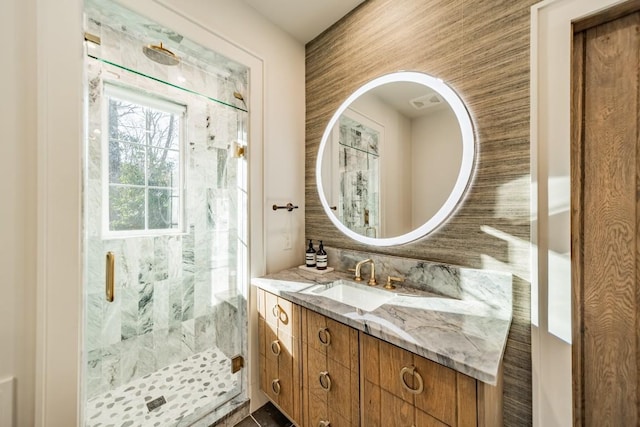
<box><xmin>302</xmin><ymin>279</ymin><xmax>395</xmax><ymax>311</ymax></box>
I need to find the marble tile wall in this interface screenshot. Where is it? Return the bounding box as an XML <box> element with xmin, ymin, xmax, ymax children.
<box><xmin>337</xmin><ymin>115</ymin><xmax>380</xmax><ymax>236</ymax></box>
<box><xmin>83</xmin><ymin>3</ymin><xmax>248</xmax><ymax>401</ymax></box>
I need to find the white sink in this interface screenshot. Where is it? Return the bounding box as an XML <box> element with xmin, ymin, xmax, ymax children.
<box><xmin>303</xmin><ymin>280</ymin><xmax>394</xmax><ymax>311</ymax></box>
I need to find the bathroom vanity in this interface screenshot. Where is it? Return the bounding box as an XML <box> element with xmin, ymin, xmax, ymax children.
<box><xmin>253</xmin><ymin>251</ymin><xmax>512</xmax><ymax>427</ymax></box>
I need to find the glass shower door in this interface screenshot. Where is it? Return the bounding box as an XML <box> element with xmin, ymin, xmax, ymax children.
<box><xmin>82</xmin><ymin>3</ymin><xmax>249</xmax><ymax>424</ymax></box>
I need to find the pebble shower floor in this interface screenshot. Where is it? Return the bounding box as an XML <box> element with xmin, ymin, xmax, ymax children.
<box><xmin>85</xmin><ymin>347</ymin><xmax>239</xmax><ymax>427</ymax></box>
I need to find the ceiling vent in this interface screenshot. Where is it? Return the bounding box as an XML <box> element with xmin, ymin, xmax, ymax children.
<box><xmin>409</xmin><ymin>93</ymin><xmax>443</xmax><ymax>110</ymax></box>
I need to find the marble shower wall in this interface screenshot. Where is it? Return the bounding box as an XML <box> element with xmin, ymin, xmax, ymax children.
<box><xmin>338</xmin><ymin>115</ymin><xmax>380</xmax><ymax>236</ymax></box>
<box><xmin>83</xmin><ymin>5</ymin><xmax>248</xmax><ymax>400</ymax></box>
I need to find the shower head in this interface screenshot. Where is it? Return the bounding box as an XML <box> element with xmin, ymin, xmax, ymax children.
<box><xmin>142</xmin><ymin>42</ymin><xmax>180</xmax><ymax>66</ymax></box>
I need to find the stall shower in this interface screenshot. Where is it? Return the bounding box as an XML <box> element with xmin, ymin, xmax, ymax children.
<box><xmin>82</xmin><ymin>1</ymin><xmax>249</xmax><ymax>425</ymax></box>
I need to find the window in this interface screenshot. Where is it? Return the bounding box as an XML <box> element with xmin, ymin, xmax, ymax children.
<box><xmin>104</xmin><ymin>84</ymin><xmax>186</xmax><ymax>235</ymax></box>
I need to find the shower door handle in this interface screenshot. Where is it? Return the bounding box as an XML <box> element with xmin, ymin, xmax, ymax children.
<box><xmin>106</xmin><ymin>251</ymin><xmax>115</xmax><ymax>302</ymax></box>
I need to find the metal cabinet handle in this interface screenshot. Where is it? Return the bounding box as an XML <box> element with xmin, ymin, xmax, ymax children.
<box><xmin>400</xmin><ymin>365</ymin><xmax>424</xmax><ymax>394</ymax></box>
<box><xmin>271</xmin><ymin>340</ymin><xmax>281</xmax><ymax>356</ymax></box>
<box><xmin>318</xmin><ymin>327</ymin><xmax>331</xmax><ymax>346</ymax></box>
<box><xmin>319</xmin><ymin>421</ymin><xmax>331</xmax><ymax>427</ymax></box>
<box><xmin>106</xmin><ymin>252</ymin><xmax>115</xmax><ymax>302</ymax></box>
<box><xmin>319</xmin><ymin>371</ymin><xmax>332</xmax><ymax>391</ymax></box>
<box><xmin>271</xmin><ymin>379</ymin><xmax>281</xmax><ymax>395</ymax></box>
<box><xmin>271</xmin><ymin>304</ymin><xmax>289</xmax><ymax>325</ymax></box>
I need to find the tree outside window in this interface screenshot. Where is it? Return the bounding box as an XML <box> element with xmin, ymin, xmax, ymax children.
<box><xmin>106</xmin><ymin>86</ymin><xmax>185</xmax><ymax>234</ymax></box>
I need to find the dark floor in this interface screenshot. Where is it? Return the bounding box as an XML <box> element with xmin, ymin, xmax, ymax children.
<box><xmin>233</xmin><ymin>402</ymin><xmax>293</xmax><ymax>427</ymax></box>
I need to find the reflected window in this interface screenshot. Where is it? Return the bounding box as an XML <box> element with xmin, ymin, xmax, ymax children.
<box><xmin>104</xmin><ymin>84</ymin><xmax>185</xmax><ymax>235</ymax></box>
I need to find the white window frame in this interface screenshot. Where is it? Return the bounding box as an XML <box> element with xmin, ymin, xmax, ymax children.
<box><xmin>102</xmin><ymin>82</ymin><xmax>187</xmax><ymax>238</ymax></box>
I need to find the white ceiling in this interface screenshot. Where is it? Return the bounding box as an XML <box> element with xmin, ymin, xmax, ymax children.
<box><xmin>242</xmin><ymin>0</ymin><xmax>365</xmax><ymax>44</ymax></box>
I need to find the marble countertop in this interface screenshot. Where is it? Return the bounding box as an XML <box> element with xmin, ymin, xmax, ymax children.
<box><xmin>252</xmin><ymin>267</ymin><xmax>512</xmax><ymax>385</ymax></box>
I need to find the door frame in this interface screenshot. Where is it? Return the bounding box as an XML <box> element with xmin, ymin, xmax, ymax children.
<box><xmin>530</xmin><ymin>0</ymin><xmax>630</xmax><ymax>425</ymax></box>
<box><xmin>35</xmin><ymin>1</ymin><xmax>266</xmax><ymax>425</ymax></box>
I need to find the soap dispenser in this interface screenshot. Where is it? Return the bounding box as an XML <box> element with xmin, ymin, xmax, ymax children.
<box><xmin>316</xmin><ymin>240</ymin><xmax>328</xmax><ymax>270</ymax></box>
<box><xmin>305</xmin><ymin>239</ymin><xmax>316</xmax><ymax>268</ymax></box>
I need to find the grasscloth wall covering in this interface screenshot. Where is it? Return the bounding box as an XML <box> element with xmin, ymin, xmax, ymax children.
<box><xmin>305</xmin><ymin>0</ymin><xmax>536</xmax><ymax>425</ymax></box>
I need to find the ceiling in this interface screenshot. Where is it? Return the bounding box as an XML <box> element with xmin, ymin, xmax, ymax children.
<box><xmin>242</xmin><ymin>0</ymin><xmax>365</xmax><ymax>44</ymax></box>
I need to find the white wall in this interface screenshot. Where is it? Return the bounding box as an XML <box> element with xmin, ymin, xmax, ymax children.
<box><xmin>411</xmin><ymin>107</ymin><xmax>461</xmax><ymax>229</ymax></box>
<box><xmin>0</xmin><ymin>1</ymin><xmax>37</xmax><ymax>426</ymax></box>
<box><xmin>1</xmin><ymin>0</ymin><xmax>305</xmax><ymax>425</ymax></box>
<box><xmin>351</xmin><ymin>93</ymin><xmax>412</xmax><ymax>236</ymax></box>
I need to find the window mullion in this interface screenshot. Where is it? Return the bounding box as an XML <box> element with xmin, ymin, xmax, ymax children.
<box><xmin>144</xmin><ymin>106</ymin><xmax>150</xmax><ymax>231</ymax></box>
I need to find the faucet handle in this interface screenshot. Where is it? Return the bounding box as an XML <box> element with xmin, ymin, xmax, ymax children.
<box><xmin>367</xmin><ymin>262</ymin><xmax>377</xmax><ymax>286</ymax></box>
<box><xmin>384</xmin><ymin>276</ymin><xmax>404</xmax><ymax>290</ymax></box>
<box><xmin>348</xmin><ymin>268</ymin><xmax>362</xmax><ymax>281</ymax></box>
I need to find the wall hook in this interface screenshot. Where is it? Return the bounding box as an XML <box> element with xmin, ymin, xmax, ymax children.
<box><xmin>273</xmin><ymin>203</ymin><xmax>298</xmax><ymax>212</ymax></box>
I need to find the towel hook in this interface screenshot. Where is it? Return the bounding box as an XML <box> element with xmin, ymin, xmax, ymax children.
<box><xmin>272</xmin><ymin>203</ymin><xmax>298</xmax><ymax>212</ymax></box>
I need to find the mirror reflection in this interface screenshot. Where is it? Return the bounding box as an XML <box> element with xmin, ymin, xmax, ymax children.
<box><xmin>318</xmin><ymin>73</ymin><xmax>470</xmax><ymax>245</ymax></box>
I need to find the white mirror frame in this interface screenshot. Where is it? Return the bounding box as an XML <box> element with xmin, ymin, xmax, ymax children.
<box><xmin>316</xmin><ymin>71</ymin><xmax>476</xmax><ymax>246</ymax></box>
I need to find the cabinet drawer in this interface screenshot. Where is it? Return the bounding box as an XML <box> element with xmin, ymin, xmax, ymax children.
<box><xmin>305</xmin><ymin>309</ymin><xmax>354</xmax><ymax>367</ymax></box>
<box><xmin>412</xmin><ymin>353</ymin><xmax>456</xmax><ymax>425</ymax></box>
<box><xmin>261</xmin><ymin>290</ymin><xmax>297</xmax><ymax>337</ymax></box>
<box><xmin>307</xmin><ymin>347</ymin><xmax>353</xmax><ymax>421</ymax></box>
<box><xmin>415</xmin><ymin>408</ymin><xmax>449</xmax><ymax>427</ymax></box>
<box><xmin>361</xmin><ymin>332</ymin><xmax>461</xmax><ymax>426</ymax></box>
<box><xmin>308</xmin><ymin>398</ymin><xmax>352</xmax><ymax>427</ymax></box>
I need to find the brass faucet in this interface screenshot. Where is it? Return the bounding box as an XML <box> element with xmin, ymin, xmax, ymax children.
<box><xmin>384</xmin><ymin>275</ymin><xmax>404</xmax><ymax>290</ymax></box>
<box><xmin>353</xmin><ymin>258</ymin><xmax>377</xmax><ymax>286</ymax></box>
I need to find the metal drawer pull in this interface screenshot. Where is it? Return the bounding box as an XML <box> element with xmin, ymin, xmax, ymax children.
<box><xmin>272</xmin><ymin>304</ymin><xmax>289</xmax><ymax>325</ymax></box>
<box><xmin>319</xmin><ymin>371</ymin><xmax>332</xmax><ymax>391</ymax></box>
<box><xmin>106</xmin><ymin>251</ymin><xmax>115</xmax><ymax>302</ymax></box>
<box><xmin>318</xmin><ymin>327</ymin><xmax>331</xmax><ymax>346</ymax></box>
<box><xmin>271</xmin><ymin>340</ymin><xmax>281</xmax><ymax>356</ymax></box>
<box><xmin>271</xmin><ymin>379</ymin><xmax>281</xmax><ymax>395</ymax></box>
<box><xmin>400</xmin><ymin>365</ymin><xmax>424</xmax><ymax>394</ymax></box>
<box><xmin>318</xmin><ymin>421</ymin><xmax>331</xmax><ymax>427</ymax></box>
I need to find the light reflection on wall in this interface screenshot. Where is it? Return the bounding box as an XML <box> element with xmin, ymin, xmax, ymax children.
<box><xmin>484</xmin><ymin>173</ymin><xmax>571</xmax><ymax>344</ymax></box>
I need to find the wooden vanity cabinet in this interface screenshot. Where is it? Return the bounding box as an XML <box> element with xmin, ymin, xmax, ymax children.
<box><xmin>302</xmin><ymin>308</ymin><xmax>360</xmax><ymax>427</ymax></box>
<box><xmin>257</xmin><ymin>289</ymin><xmax>502</xmax><ymax>427</ymax></box>
<box><xmin>257</xmin><ymin>289</ymin><xmax>302</xmax><ymax>424</ymax></box>
<box><xmin>360</xmin><ymin>333</ymin><xmax>502</xmax><ymax>427</ymax></box>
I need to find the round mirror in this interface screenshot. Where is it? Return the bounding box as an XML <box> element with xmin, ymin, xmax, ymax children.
<box><xmin>316</xmin><ymin>71</ymin><xmax>475</xmax><ymax>246</ymax></box>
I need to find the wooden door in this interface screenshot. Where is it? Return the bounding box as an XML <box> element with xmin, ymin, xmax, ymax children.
<box><xmin>572</xmin><ymin>9</ymin><xmax>640</xmax><ymax>426</ymax></box>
